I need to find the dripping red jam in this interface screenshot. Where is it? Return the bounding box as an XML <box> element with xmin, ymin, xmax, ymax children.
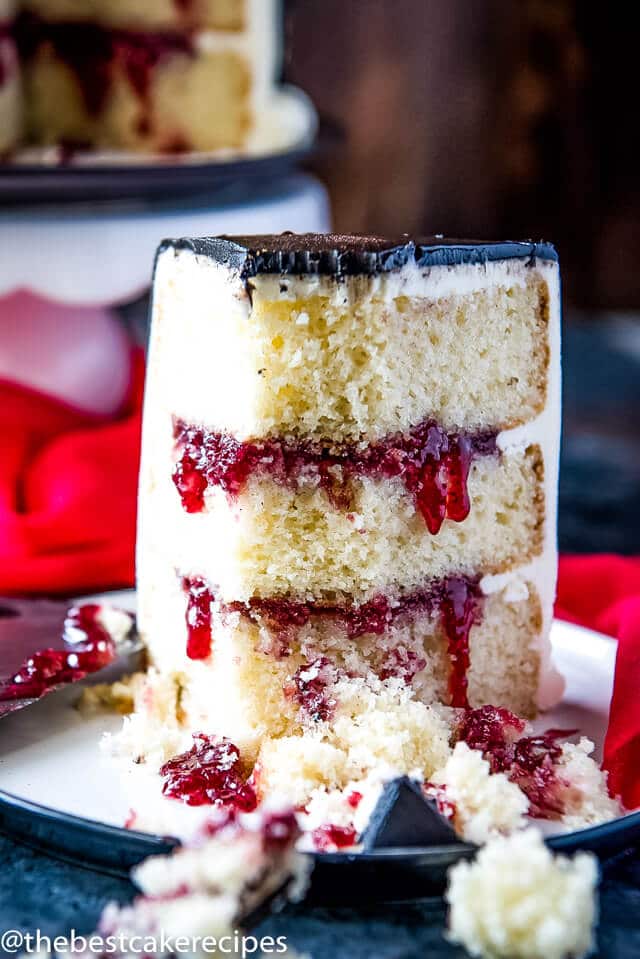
<box><xmin>172</xmin><ymin>418</ymin><xmax>497</xmax><ymax>533</ymax></box>
<box><xmin>0</xmin><ymin>604</ymin><xmax>122</xmax><ymax>702</ymax></box>
<box><xmin>181</xmin><ymin>575</ymin><xmax>481</xmax><ymax>704</ymax></box>
<box><xmin>160</xmin><ymin>734</ymin><xmax>257</xmax><ymax>812</ymax></box>
<box><xmin>182</xmin><ymin>576</ymin><xmax>213</xmax><ymax>660</ymax></box>
<box><xmin>15</xmin><ymin>14</ymin><xmax>194</xmax><ymax>118</ymax></box>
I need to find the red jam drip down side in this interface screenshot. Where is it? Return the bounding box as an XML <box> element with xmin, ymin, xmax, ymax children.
<box><xmin>172</xmin><ymin>418</ymin><xmax>498</xmax><ymax>535</ymax></box>
<box><xmin>0</xmin><ymin>604</ymin><xmax>117</xmax><ymax>702</ymax></box>
<box><xmin>160</xmin><ymin>733</ymin><xmax>257</xmax><ymax>812</ymax></box>
<box><xmin>181</xmin><ymin>576</ymin><xmax>481</xmax><ymax>709</ymax></box>
<box><xmin>457</xmin><ymin>705</ymin><xmax>578</xmax><ymax>819</ymax></box>
<box><xmin>14</xmin><ymin>14</ymin><xmax>194</xmax><ymax>119</ymax></box>
<box><xmin>182</xmin><ymin>576</ymin><xmax>213</xmax><ymax>660</ymax></box>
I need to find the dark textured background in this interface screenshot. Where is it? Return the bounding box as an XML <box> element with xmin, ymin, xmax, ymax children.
<box><xmin>1</xmin><ymin>320</ymin><xmax>640</xmax><ymax>954</ymax></box>
<box><xmin>1</xmin><ymin>836</ymin><xmax>640</xmax><ymax>957</ymax></box>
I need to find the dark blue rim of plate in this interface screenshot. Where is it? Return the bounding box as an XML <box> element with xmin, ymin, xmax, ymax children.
<box><xmin>0</xmin><ymin>116</ymin><xmax>342</xmax><ymax>206</ymax></box>
<box><xmin>2</xmin><ymin>788</ymin><xmax>640</xmax><ymax>903</ymax></box>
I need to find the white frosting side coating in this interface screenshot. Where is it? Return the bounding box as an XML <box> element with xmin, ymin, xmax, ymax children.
<box><xmin>482</xmin><ymin>259</ymin><xmax>563</xmax><ymax>709</ymax></box>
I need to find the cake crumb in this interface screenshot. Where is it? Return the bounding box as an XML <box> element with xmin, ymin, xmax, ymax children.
<box><xmin>431</xmin><ymin>742</ymin><xmax>529</xmax><ymax>843</ymax></box>
<box><xmin>558</xmin><ymin>738</ymin><xmax>623</xmax><ymax>829</ymax></box>
<box><xmin>77</xmin><ymin>676</ymin><xmax>141</xmax><ymax>716</ymax></box>
<box><xmin>446</xmin><ymin>828</ymin><xmax>598</xmax><ymax>959</ymax></box>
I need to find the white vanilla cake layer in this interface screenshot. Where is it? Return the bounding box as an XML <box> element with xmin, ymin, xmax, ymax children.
<box><xmin>20</xmin><ymin>0</ymin><xmax>279</xmax><ymax>151</ymax></box>
<box><xmin>23</xmin><ymin>0</ymin><xmax>247</xmax><ymax>30</ymax></box>
<box><xmin>149</xmin><ymin>251</ymin><xmax>557</xmax><ymax>441</ymax></box>
<box><xmin>138</xmin><ymin>556</ymin><xmax>547</xmax><ymax>758</ymax></box>
<box><xmin>139</xmin><ymin>444</ymin><xmax>544</xmax><ymax>604</ymax></box>
<box><xmin>24</xmin><ymin>41</ymin><xmax>251</xmax><ymax>151</ymax></box>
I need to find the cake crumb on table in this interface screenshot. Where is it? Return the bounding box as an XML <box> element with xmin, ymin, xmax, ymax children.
<box><xmin>446</xmin><ymin>828</ymin><xmax>598</xmax><ymax>959</ymax></box>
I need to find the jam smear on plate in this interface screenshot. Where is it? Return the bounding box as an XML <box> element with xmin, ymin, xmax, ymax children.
<box><xmin>0</xmin><ymin>603</ymin><xmax>120</xmax><ymax>702</ymax></box>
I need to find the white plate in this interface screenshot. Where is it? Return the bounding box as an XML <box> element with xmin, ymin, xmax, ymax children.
<box><xmin>0</xmin><ymin>612</ymin><xmax>620</xmax><ymax>826</ymax></box>
<box><xmin>1</xmin><ymin>607</ymin><xmax>639</xmax><ymax>895</ymax></box>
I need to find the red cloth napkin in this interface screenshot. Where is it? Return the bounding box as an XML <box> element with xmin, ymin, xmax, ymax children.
<box><xmin>557</xmin><ymin>554</ymin><xmax>640</xmax><ymax>810</ymax></box>
<box><xmin>0</xmin><ymin>351</ymin><xmax>143</xmax><ymax>596</ymax></box>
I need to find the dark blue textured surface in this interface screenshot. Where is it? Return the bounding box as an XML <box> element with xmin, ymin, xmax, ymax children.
<box><xmin>1</xmin><ymin>834</ymin><xmax>640</xmax><ymax>957</ymax></box>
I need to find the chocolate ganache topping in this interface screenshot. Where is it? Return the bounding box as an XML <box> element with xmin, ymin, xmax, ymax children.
<box><xmin>157</xmin><ymin>233</ymin><xmax>558</xmax><ymax>279</ymax></box>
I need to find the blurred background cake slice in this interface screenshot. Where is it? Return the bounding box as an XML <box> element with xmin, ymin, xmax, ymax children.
<box><xmin>22</xmin><ymin>0</ymin><xmax>247</xmax><ymax>31</ymax></box>
<box><xmin>3</xmin><ymin>0</ymin><xmax>282</xmax><ymax>155</ymax></box>
<box><xmin>15</xmin><ymin>0</ymin><xmax>279</xmax><ymax>153</ymax></box>
<box><xmin>137</xmin><ymin>233</ymin><xmax>562</xmax><ymax>776</ymax></box>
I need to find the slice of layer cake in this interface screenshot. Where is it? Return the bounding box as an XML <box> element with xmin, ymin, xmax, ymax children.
<box><xmin>137</xmin><ymin>234</ymin><xmax>563</xmax><ymax>792</ymax></box>
<box><xmin>12</xmin><ymin>0</ymin><xmax>279</xmax><ymax>153</ymax></box>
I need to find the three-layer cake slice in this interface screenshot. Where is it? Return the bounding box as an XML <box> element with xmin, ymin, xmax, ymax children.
<box><xmin>137</xmin><ymin>233</ymin><xmax>562</xmax><ymax>777</ymax></box>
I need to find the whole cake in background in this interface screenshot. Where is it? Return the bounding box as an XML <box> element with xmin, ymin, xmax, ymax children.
<box><xmin>0</xmin><ymin>0</ymin><xmax>282</xmax><ymax>156</ymax></box>
<box><xmin>108</xmin><ymin>233</ymin><xmax>621</xmax><ymax>848</ymax></box>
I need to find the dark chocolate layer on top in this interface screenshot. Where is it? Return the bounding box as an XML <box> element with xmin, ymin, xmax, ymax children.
<box><xmin>157</xmin><ymin>233</ymin><xmax>558</xmax><ymax>278</ymax></box>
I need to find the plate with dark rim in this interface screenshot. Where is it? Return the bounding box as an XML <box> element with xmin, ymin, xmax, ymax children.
<box><xmin>0</xmin><ymin>606</ymin><xmax>638</xmax><ymax>903</ymax></box>
<box><xmin>0</xmin><ymin>89</ymin><xmax>339</xmax><ymax>206</ymax></box>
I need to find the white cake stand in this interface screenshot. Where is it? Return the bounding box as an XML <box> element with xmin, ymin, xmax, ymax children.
<box><xmin>0</xmin><ymin>173</ymin><xmax>331</xmax><ymax>307</ymax></box>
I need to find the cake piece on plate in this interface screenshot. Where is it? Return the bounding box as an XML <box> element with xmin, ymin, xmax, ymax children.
<box><xmin>130</xmin><ymin>233</ymin><xmax>563</xmax><ymax>814</ymax></box>
<box><xmin>14</xmin><ymin>0</ymin><xmax>280</xmax><ymax>153</ymax></box>
<box><xmin>446</xmin><ymin>829</ymin><xmax>598</xmax><ymax>959</ymax></box>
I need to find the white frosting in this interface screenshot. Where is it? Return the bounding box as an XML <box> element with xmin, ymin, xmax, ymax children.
<box><xmin>482</xmin><ymin>259</ymin><xmax>563</xmax><ymax>709</ymax></box>
<box><xmin>251</xmin><ymin>254</ymin><xmax>540</xmax><ymax>306</ymax></box>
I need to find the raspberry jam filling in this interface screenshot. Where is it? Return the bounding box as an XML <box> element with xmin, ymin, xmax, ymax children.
<box><xmin>285</xmin><ymin>657</ymin><xmax>338</xmax><ymax>722</ymax></box>
<box><xmin>311</xmin><ymin>824</ymin><xmax>358</xmax><ymax>852</ymax></box>
<box><xmin>160</xmin><ymin>733</ymin><xmax>257</xmax><ymax>812</ymax></box>
<box><xmin>457</xmin><ymin>706</ymin><xmax>578</xmax><ymax>819</ymax></box>
<box><xmin>15</xmin><ymin>14</ymin><xmax>194</xmax><ymax>120</ymax></box>
<box><xmin>182</xmin><ymin>576</ymin><xmax>213</xmax><ymax>660</ymax></box>
<box><xmin>172</xmin><ymin>418</ymin><xmax>498</xmax><ymax>534</ymax></box>
<box><xmin>0</xmin><ymin>604</ymin><xmax>121</xmax><ymax>702</ymax></box>
<box><xmin>180</xmin><ymin>576</ymin><xmax>481</xmax><ymax>707</ymax></box>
